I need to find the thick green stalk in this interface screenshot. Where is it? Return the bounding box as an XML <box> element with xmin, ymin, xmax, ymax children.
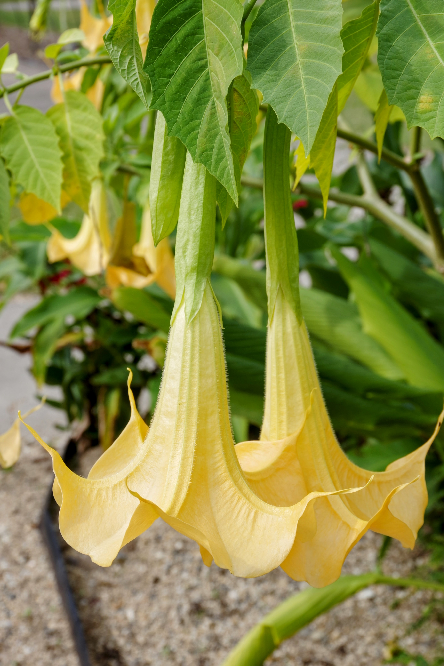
<box><xmin>173</xmin><ymin>153</ymin><xmax>217</xmax><ymax>323</ymax></box>
<box><xmin>0</xmin><ymin>56</ymin><xmax>111</xmax><ymax>99</ymax></box>
<box><xmin>263</xmin><ymin>107</ymin><xmax>302</xmax><ymax>322</ymax></box>
<box><xmin>222</xmin><ymin>573</ymin><xmax>444</xmax><ymax>666</ymax></box>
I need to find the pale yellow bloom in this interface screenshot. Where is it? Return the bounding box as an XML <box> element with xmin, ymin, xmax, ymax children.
<box><xmin>79</xmin><ymin>0</ymin><xmax>112</xmax><ymax>53</ymax></box>
<box><xmin>19</xmin><ymin>191</ymin><xmax>70</xmax><ymax>225</ymax></box>
<box><xmin>106</xmin><ymin>202</ymin><xmax>176</xmax><ymax>299</ymax></box>
<box><xmin>47</xmin><ymin>179</ymin><xmax>111</xmax><ymax>276</ymax></box>
<box><xmin>235</xmin><ymin>288</ymin><xmax>442</xmax><ymax>587</ymax></box>
<box><xmin>1</xmin><ymin>402</ymin><xmax>44</xmax><ymax>469</ymax></box>
<box><xmin>135</xmin><ymin>0</ymin><xmax>156</xmax><ymax>58</ymax></box>
<box><xmin>21</xmin><ymin>285</ymin><xmax>364</xmax><ymax>573</ymax></box>
<box><xmin>51</xmin><ymin>72</ymin><xmax>105</xmax><ymax>110</ymax></box>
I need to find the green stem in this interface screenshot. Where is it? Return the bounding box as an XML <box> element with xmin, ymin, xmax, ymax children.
<box><xmin>409</xmin><ymin>167</ymin><xmax>444</xmax><ymax>267</ymax></box>
<box><xmin>337</xmin><ymin>127</ymin><xmax>444</xmax><ymax>268</ymax></box>
<box><xmin>222</xmin><ymin>573</ymin><xmax>444</xmax><ymax>666</ymax></box>
<box><xmin>0</xmin><ymin>55</ymin><xmax>111</xmax><ymax>99</ymax></box>
<box><xmin>240</xmin><ymin>175</ymin><xmax>436</xmax><ymax>262</ymax></box>
<box><xmin>337</xmin><ymin>128</ymin><xmax>410</xmax><ymax>173</ymax></box>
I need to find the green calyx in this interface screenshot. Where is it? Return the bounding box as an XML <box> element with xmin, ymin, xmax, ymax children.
<box><xmin>173</xmin><ymin>152</ymin><xmax>217</xmax><ymax>324</ymax></box>
<box><xmin>263</xmin><ymin>107</ymin><xmax>302</xmax><ymax>323</ymax></box>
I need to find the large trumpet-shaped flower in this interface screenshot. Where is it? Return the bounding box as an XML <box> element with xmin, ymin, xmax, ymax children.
<box><xmin>235</xmin><ymin>108</ymin><xmax>443</xmax><ymax>586</ymax></box>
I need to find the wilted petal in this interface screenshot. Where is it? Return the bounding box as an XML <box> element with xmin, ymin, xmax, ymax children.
<box><xmin>236</xmin><ymin>289</ymin><xmax>443</xmax><ymax>587</ymax></box>
<box><xmin>20</xmin><ymin>374</ymin><xmax>157</xmax><ymax>566</ymax></box>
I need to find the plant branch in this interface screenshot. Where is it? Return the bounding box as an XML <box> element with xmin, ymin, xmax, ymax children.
<box><xmin>337</xmin><ymin>127</ymin><xmax>410</xmax><ymax>173</ymax></box>
<box><xmin>409</xmin><ymin>167</ymin><xmax>444</xmax><ymax>264</ymax></box>
<box><xmin>0</xmin><ymin>55</ymin><xmax>111</xmax><ymax>98</ymax></box>
<box><xmin>240</xmin><ymin>174</ymin><xmax>436</xmax><ymax>262</ymax></box>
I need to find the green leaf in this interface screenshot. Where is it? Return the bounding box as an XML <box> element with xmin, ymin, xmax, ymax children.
<box><xmin>0</xmin><ymin>106</ymin><xmax>63</xmax><ymax>211</ymax></box>
<box><xmin>300</xmin><ymin>287</ymin><xmax>404</xmax><ymax>380</ymax></box>
<box><xmin>0</xmin><ymin>43</ymin><xmax>9</xmax><ymax>72</ymax></box>
<box><xmin>337</xmin><ymin>0</ymin><xmax>380</xmax><ymax>113</ymax></box>
<box><xmin>0</xmin><ymin>158</ymin><xmax>10</xmax><ymax>245</ymax></box>
<box><xmin>369</xmin><ymin>238</ymin><xmax>444</xmax><ymax>323</ymax></box>
<box><xmin>2</xmin><ymin>54</ymin><xmax>18</xmax><ymax>74</ymax></box>
<box><xmin>309</xmin><ymin>85</ymin><xmax>338</xmax><ymax>214</ymax></box>
<box><xmin>47</xmin><ymin>91</ymin><xmax>104</xmax><ymax>213</ymax></box>
<box><xmin>104</xmin><ymin>0</ymin><xmax>150</xmax><ymax>108</ymax></box>
<box><xmin>33</xmin><ymin>318</ymin><xmax>66</xmax><ymax>385</ymax></box>
<box><xmin>333</xmin><ymin>247</ymin><xmax>444</xmax><ymax>392</ymax></box>
<box><xmin>145</xmin><ymin>0</ymin><xmax>243</xmax><ymax>202</ymax></box>
<box><xmin>374</xmin><ymin>89</ymin><xmax>393</xmax><ymax>160</ymax></box>
<box><xmin>229</xmin><ymin>388</ymin><xmax>264</xmax><ymax>426</ymax></box>
<box><xmin>211</xmin><ymin>274</ymin><xmax>262</xmax><ymax>328</ymax></box>
<box><xmin>216</xmin><ymin>69</ymin><xmax>259</xmax><ymax>224</ymax></box>
<box><xmin>10</xmin><ymin>287</ymin><xmax>101</xmax><ymax>339</ymax></box>
<box><xmin>111</xmin><ymin>286</ymin><xmax>171</xmax><ymax>332</ymax></box>
<box><xmin>150</xmin><ymin>112</ymin><xmax>186</xmax><ymax>245</ymax></box>
<box><xmin>248</xmin><ymin>0</ymin><xmax>343</xmax><ymax>154</ymax></box>
<box><xmin>377</xmin><ymin>0</ymin><xmax>444</xmax><ymax>139</ymax></box>
<box><xmin>213</xmin><ymin>255</ymin><xmax>268</xmax><ymax>312</ymax></box>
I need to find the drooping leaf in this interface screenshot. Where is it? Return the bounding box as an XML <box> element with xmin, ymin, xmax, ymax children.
<box><xmin>150</xmin><ymin>112</ymin><xmax>186</xmax><ymax>245</ymax></box>
<box><xmin>104</xmin><ymin>0</ymin><xmax>151</xmax><ymax>108</ymax></box>
<box><xmin>333</xmin><ymin>247</ymin><xmax>444</xmax><ymax>392</ymax></box>
<box><xmin>111</xmin><ymin>286</ymin><xmax>171</xmax><ymax>332</ymax></box>
<box><xmin>300</xmin><ymin>287</ymin><xmax>404</xmax><ymax>380</ymax></box>
<box><xmin>369</xmin><ymin>238</ymin><xmax>444</xmax><ymax>323</ymax></box>
<box><xmin>337</xmin><ymin>0</ymin><xmax>380</xmax><ymax>113</ymax></box>
<box><xmin>47</xmin><ymin>91</ymin><xmax>104</xmax><ymax>213</ymax></box>
<box><xmin>10</xmin><ymin>287</ymin><xmax>101</xmax><ymax>339</ymax></box>
<box><xmin>248</xmin><ymin>0</ymin><xmax>343</xmax><ymax>154</ymax></box>
<box><xmin>145</xmin><ymin>0</ymin><xmax>243</xmax><ymax>202</ymax></box>
<box><xmin>33</xmin><ymin>318</ymin><xmax>66</xmax><ymax>385</ymax></box>
<box><xmin>293</xmin><ymin>138</ymin><xmax>311</xmax><ymax>187</ymax></box>
<box><xmin>374</xmin><ymin>89</ymin><xmax>393</xmax><ymax>160</ymax></box>
<box><xmin>0</xmin><ymin>43</ymin><xmax>9</xmax><ymax>72</ymax></box>
<box><xmin>0</xmin><ymin>158</ymin><xmax>10</xmax><ymax>244</ymax></box>
<box><xmin>0</xmin><ymin>106</ymin><xmax>63</xmax><ymax>211</ymax></box>
<box><xmin>309</xmin><ymin>85</ymin><xmax>338</xmax><ymax>214</ymax></box>
<box><xmin>378</xmin><ymin>0</ymin><xmax>444</xmax><ymax>139</ymax></box>
<box><xmin>216</xmin><ymin>69</ymin><xmax>259</xmax><ymax>223</ymax></box>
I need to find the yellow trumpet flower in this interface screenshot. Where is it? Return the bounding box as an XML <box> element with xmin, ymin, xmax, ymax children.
<box><xmin>235</xmin><ymin>108</ymin><xmax>442</xmax><ymax>587</ymax></box>
<box><xmin>106</xmin><ymin>200</ymin><xmax>176</xmax><ymax>299</ymax></box>
<box><xmin>47</xmin><ymin>179</ymin><xmax>111</xmax><ymax>276</ymax></box>
<box><xmin>1</xmin><ymin>401</ymin><xmax>44</xmax><ymax>469</ymax></box>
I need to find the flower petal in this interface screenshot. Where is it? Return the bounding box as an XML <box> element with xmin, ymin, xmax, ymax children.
<box><xmin>236</xmin><ymin>289</ymin><xmax>442</xmax><ymax>586</ymax></box>
<box><xmin>128</xmin><ymin>285</ymin><xmax>367</xmax><ymax>578</ymax></box>
<box><xmin>20</xmin><ymin>373</ymin><xmax>156</xmax><ymax>566</ymax></box>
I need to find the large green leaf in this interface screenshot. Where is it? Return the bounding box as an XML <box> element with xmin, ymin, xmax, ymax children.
<box><xmin>104</xmin><ymin>0</ymin><xmax>150</xmax><ymax>108</ymax></box>
<box><xmin>333</xmin><ymin>248</ymin><xmax>444</xmax><ymax>392</ymax></box>
<box><xmin>0</xmin><ymin>157</ymin><xmax>10</xmax><ymax>245</ymax></box>
<box><xmin>33</xmin><ymin>318</ymin><xmax>66</xmax><ymax>385</ymax></box>
<box><xmin>300</xmin><ymin>287</ymin><xmax>404</xmax><ymax>380</ymax></box>
<box><xmin>47</xmin><ymin>91</ymin><xmax>104</xmax><ymax>213</ymax></box>
<box><xmin>0</xmin><ymin>106</ymin><xmax>63</xmax><ymax>211</ymax></box>
<box><xmin>337</xmin><ymin>0</ymin><xmax>380</xmax><ymax>113</ymax></box>
<box><xmin>10</xmin><ymin>287</ymin><xmax>101</xmax><ymax>339</ymax></box>
<box><xmin>369</xmin><ymin>238</ymin><xmax>444</xmax><ymax>323</ymax></box>
<box><xmin>248</xmin><ymin>0</ymin><xmax>343</xmax><ymax>153</ymax></box>
<box><xmin>378</xmin><ymin>0</ymin><xmax>444</xmax><ymax>139</ymax></box>
<box><xmin>216</xmin><ymin>69</ymin><xmax>259</xmax><ymax>223</ymax></box>
<box><xmin>111</xmin><ymin>286</ymin><xmax>171</xmax><ymax>332</ymax></box>
<box><xmin>145</xmin><ymin>0</ymin><xmax>243</xmax><ymax>202</ymax></box>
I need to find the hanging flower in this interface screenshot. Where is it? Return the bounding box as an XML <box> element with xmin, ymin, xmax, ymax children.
<box><xmin>234</xmin><ymin>108</ymin><xmax>443</xmax><ymax>587</ymax></box>
<box><xmin>47</xmin><ymin>179</ymin><xmax>111</xmax><ymax>276</ymax></box>
<box><xmin>1</xmin><ymin>401</ymin><xmax>44</xmax><ymax>469</ymax></box>
<box><xmin>106</xmin><ymin>200</ymin><xmax>176</xmax><ymax>299</ymax></box>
